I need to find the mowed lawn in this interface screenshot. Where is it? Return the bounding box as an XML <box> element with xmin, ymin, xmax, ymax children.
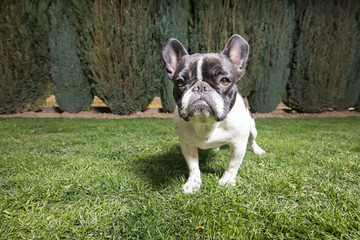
<box><xmin>0</xmin><ymin>117</ymin><xmax>359</xmax><ymax>239</ymax></box>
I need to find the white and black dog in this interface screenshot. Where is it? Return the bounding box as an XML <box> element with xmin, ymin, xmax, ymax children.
<box><xmin>162</xmin><ymin>34</ymin><xmax>266</xmax><ymax>193</ymax></box>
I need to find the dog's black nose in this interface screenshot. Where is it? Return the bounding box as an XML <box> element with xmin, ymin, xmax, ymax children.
<box><xmin>192</xmin><ymin>83</ymin><xmax>209</xmax><ymax>93</ymax></box>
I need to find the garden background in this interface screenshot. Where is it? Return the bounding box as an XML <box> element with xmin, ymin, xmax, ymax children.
<box><xmin>1</xmin><ymin>0</ymin><xmax>360</xmax><ymax>115</ymax></box>
<box><xmin>1</xmin><ymin>1</ymin><xmax>360</xmax><ymax>239</ymax></box>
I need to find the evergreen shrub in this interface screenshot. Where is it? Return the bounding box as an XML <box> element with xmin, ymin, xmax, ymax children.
<box><xmin>244</xmin><ymin>0</ymin><xmax>295</xmax><ymax>113</ymax></box>
<box><xmin>344</xmin><ymin>7</ymin><xmax>360</xmax><ymax>109</ymax></box>
<box><xmin>189</xmin><ymin>0</ymin><xmax>254</xmax><ymax>96</ymax></box>
<box><xmin>73</xmin><ymin>0</ymin><xmax>161</xmax><ymax>115</ymax></box>
<box><xmin>189</xmin><ymin>0</ymin><xmax>295</xmax><ymax>113</ymax></box>
<box><xmin>188</xmin><ymin>0</ymin><xmax>232</xmax><ymax>54</ymax></box>
<box><xmin>0</xmin><ymin>0</ymin><xmax>51</xmax><ymax>114</ymax></box>
<box><xmin>355</xmin><ymin>95</ymin><xmax>360</xmax><ymax>111</ymax></box>
<box><xmin>157</xmin><ymin>0</ymin><xmax>189</xmax><ymax>113</ymax></box>
<box><xmin>49</xmin><ymin>0</ymin><xmax>93</xmax><ymax>113</ymax></box>
<box><xmin>284</xmin><ymin>0</ymin><xmax>360</xmax><ymax>113</ymax></box>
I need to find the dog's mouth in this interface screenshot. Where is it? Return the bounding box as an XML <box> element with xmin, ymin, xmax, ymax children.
<box><xmin>179</xmin><ymin>95</ymin><xmax>224</xmax><ymax>121</ymax></box>
<box><xmin>188</xmin><ymin>99</ymin><xmax>213</xmax><ymax>117</ymax></box>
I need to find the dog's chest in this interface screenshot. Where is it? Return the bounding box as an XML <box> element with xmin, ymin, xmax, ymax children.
<box><xmin>174</xmin><ymin>115</ymin><xmax>236</xmax><ymax>149</ymax></box>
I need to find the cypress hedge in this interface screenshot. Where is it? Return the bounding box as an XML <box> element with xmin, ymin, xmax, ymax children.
<box><xmin>344</xmin><ymin>5</ymin><xmax>360</xmax><ymax>109</ymax></box>
<box><xmin>49</xmin><ymin>0</ymin><xmax>93</xmax><ymax>113</ymax></box>
<box><xmin>72</xmin><ymin>0</ymin><xmax>161</xmax><ymax>115</ymax></box>
<box><xmin>355</xmin><ymin>95</ymin><xmax>360</xmax><ymax>111</ymax></box>
<box><xmin>0</xmin><ymin>0</ymin><xmax>51</xmax><ymax>114</ymax></box>
<box><xmin>189</xmin><ymin>0</ymin><xmax>254</xmax><ymax>96</ymax></box>
<box><xmin>1</xmin><ymin>1</ymin><xmax>358</xmax><ymax>114</ymax></box>
<box><xmin>284</xmin><ymin>0</ymin><xmax>360</xmax><ymax>113</ymax></box>
<box><xmin>188</xmin><ymin>0</ymin><xmax>232</xmax><ymax>54</ymax></box>
<box><xmin>189</xmin><ymin>0</ymin><xmax>295</xmax><ymax>113</ymax></box>
<box><xmin>156</xmin><ymin>0</ymin><xmax>189</xmax><ymax>113</ymax></box>
<box><xmin>244</xmin><ymin>0</ymin><xmax>295</xmax><ymax>113</ymax></box>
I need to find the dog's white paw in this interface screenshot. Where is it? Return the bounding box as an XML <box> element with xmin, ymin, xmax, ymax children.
<box><xmin>182</xmin><ymin>178</ymin><xmax>202</xmax><ymax>194</ymax></box>
<box><xmin>219</xmin><ymin>175</ymin><xmax>236</xmax><ymax>187</ymax></box>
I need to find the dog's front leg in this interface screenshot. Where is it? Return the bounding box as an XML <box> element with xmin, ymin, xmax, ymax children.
<box><xmin>180</xmin><ymin>142</ymin><xmax>202</xmax><ymax>193</ymax></box>
<box><xmin>219</xmin><ymin>141</ymin><xmax>247</xmax><ymax>187</ymax></box>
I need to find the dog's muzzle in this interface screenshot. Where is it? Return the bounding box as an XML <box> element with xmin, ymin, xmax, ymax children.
<box><xmin>179</xmin><ymin>82</ymin><xmax>225</xmax><ymax>121</ymax></box>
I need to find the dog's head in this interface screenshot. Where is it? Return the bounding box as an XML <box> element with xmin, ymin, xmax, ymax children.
<box><xmin>162</xmin><ymin>34</ymin><xmax>249</xmax><ymax>121</ymax></box>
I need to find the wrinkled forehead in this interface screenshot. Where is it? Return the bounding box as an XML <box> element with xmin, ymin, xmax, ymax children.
<box><xmin>176</xmin><ymin>53</ymin><xmax>234</xmax><ymax>80</ymax></box>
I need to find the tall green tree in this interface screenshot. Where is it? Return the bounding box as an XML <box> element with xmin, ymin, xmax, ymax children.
<box><xmin>189</xmin><ymin>0</ymin><xmax>295</xmax><ymax>113</ymax></box>
<box><xmin>189</xmin><ymin>0</ymin><xmax>254</xmax><ymax>96</ymax></box>
<box><xmin>49</xmin><ymin>0</ymin><xmax>93</xmax><ymax>113</ymax></box>
<box><xmin>157</xmin><ymin>0</ymin><xmax>189</xmax><ymax>113</ymax></box>
<box><xmin>355</xmin><ymin>95</ymin><xmax>360</xmax><ymax>111</ymax></box>
<box><xmin>72</xmin><ymin>0</ymin><xmax>161</xmax><ymax>115</ymax></box>
<box><xmin>244</xmin><ymin>0</ymin><xmax>295</xmax><ymax>113</ymax></box>
<box><xmin>284</xmin><ymin>0</ymin><xmax>360</xmax><ymax>113</ymax></box>
<box><xmin>0</xmin><ymin>0</ymin><xmax>51</xmax><ymax>113</ymax></box>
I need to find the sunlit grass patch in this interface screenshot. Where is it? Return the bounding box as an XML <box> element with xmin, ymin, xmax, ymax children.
<box><xmin>0</xmin><ymin>117</ymin><xmax>359</xmax><ymax>239</ymax></box>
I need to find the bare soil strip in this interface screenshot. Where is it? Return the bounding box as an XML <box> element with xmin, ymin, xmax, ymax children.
<box><xmin>1</xmin><ymin>106</ymin><xmax>359</xmax><ymax>119</ymax></box>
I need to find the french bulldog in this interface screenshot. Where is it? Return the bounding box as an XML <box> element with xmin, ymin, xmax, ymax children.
<box><xmin>162</xmin><ymin>34</ymin><xmax>266</xmax><ymax>193</ymax></box>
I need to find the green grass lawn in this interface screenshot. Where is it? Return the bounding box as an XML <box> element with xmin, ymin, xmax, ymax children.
<box><xmin>0</xmin><ymin>117</ymin><xmax>359</xmax><ymax>239</ymax></box>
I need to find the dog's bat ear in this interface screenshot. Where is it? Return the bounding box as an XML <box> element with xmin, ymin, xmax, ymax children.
<box><xmin>221</xmin><ymin>34</ymin><xmax>249</xmax><ymax>77</ymax></box>
<box><xmin>162</xmin><ymin>38</ymin><xmax>188</xmax><ymax>80</ymax></box>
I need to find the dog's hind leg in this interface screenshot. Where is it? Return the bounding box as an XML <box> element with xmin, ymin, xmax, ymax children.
<box><xmin>249</xmin><ymin>119</ymin><xmax>266</xmax><ymax>155</ymax></box>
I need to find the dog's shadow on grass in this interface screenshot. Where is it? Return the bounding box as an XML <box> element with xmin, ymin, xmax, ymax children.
<box><xmin>134</xmin><ymin>144</ymin><xmax>223</xmax><ymax>190</ymax></box>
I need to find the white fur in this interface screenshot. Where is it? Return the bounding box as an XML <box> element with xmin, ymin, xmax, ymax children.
<box><xmin>181</xmin><ymin>86</ymin><xmax>193</xmax><ymax>112</ymax></box>
<box><xmin>197</xmin><ymin>56</ymin><xmax>204</xmax><ymax>81</ymax></box>
<box><xmin>213</xmin><ymin>92</ymin><xmax>224</xmax><ymax>117</ymax></box>
<box><xmin>174</xmin><ymin>93</ymin><xmax>266</xmax><ymax>193</ymax></box>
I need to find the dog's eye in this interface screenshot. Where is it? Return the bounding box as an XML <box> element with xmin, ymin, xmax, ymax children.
<box><xmin>219</xmin><ymin>78</ymin><xmax>231</xmax><ymax>86</ymax></box>
<box><xmin>175</xmin><ymin>79</ymin><xmax>186</xmax><ymax>87</ymax></box>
